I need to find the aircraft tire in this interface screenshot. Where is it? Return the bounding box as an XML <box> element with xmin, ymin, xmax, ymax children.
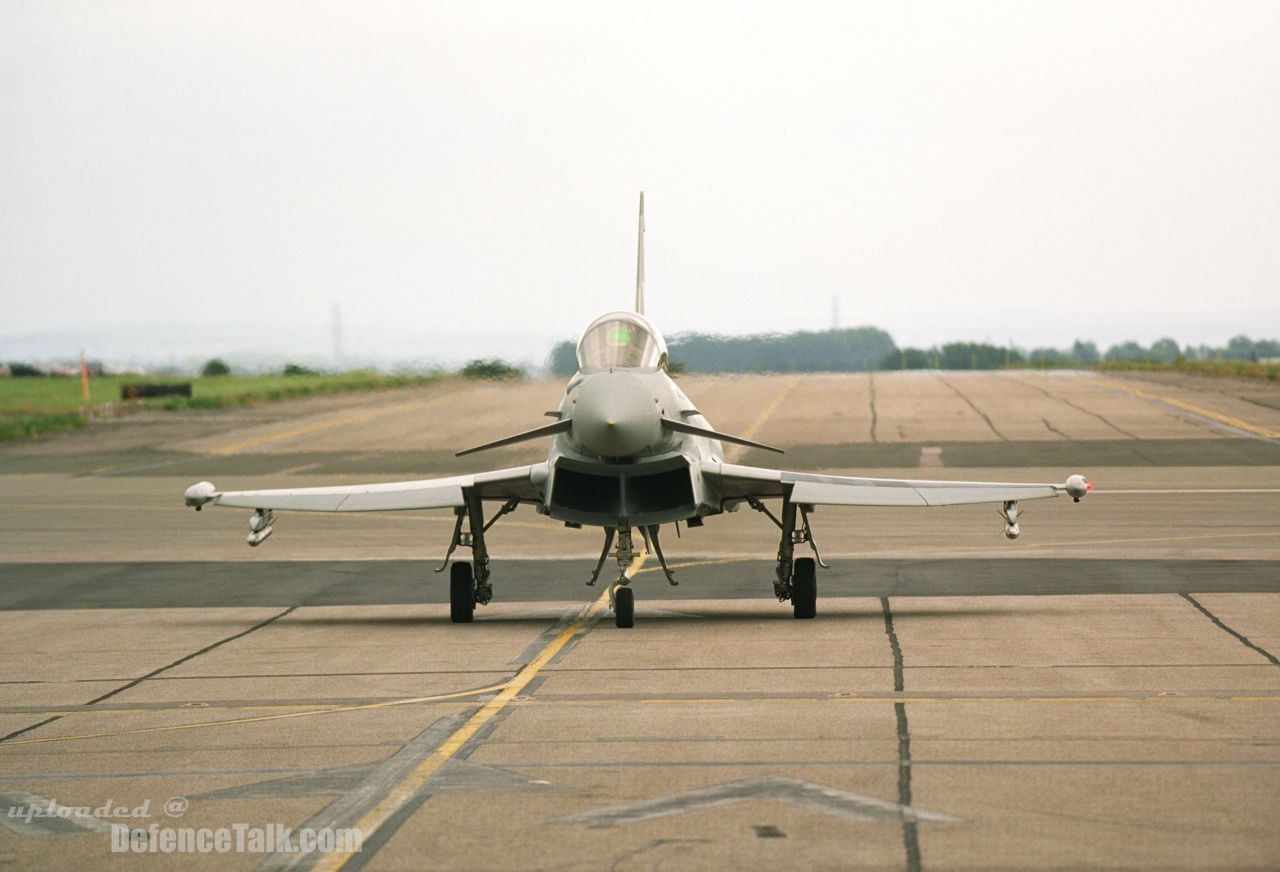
<box><xmin>450</xmin><ymin>562</ymin><xmax>475</xmax><ymax>623</ymax></box>
<box><xmin>615</xmin><ymin>586</ymin><xmax>635</xmax><ymax>629</ymax></box>
<box><xmin>792</xmin><ymin>557</ymin><xmax>817</xmax><ymax>619</ymax></box>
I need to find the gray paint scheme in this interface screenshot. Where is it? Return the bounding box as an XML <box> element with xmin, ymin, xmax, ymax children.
<box><xmin>184</xmin><ymin>360</ymin><xmax>1083</xmax><ymax>521</ymax></box>
<box><xmin>184</xmin><ymin>196</ymin><xmax>1086</xmax><ymax>570</ymax></box>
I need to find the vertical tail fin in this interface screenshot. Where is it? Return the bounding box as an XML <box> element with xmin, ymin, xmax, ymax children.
<box><xmin>635</xmin><ymin>191</ymin><xmax>645</xmax><ymax>316</ymax></box>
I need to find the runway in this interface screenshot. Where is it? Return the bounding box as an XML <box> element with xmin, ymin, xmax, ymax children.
<box><xmin>1</xmin><ymin>370</ymin><xmax>1278</xmax><ymax>870</ymax></box>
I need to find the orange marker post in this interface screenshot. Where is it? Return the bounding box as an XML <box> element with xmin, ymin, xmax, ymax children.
<box><xmin>80</xmin><ymin>349</ymin><xmax>90</xmax><ymax>405</ymax></box>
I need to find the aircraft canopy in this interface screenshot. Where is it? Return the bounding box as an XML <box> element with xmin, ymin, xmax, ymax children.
<box><xmin>576</xmin><ymin>312</ymin><xmax>667</xmax><ymax>370</ymax></box>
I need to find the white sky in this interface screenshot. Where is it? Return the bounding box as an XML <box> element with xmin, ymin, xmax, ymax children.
<box><xmin>2</xmin><ymin>1</ymin><xmax>1278</xmax><ymax>361</ymax></box>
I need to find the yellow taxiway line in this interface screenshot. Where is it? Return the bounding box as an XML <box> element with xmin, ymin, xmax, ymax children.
<box><xmin>1098</xmin><ymin>379</ymin><xmax>1280</xmax><ymax>440</ymax></box>
<box><xmin>725</xmin><ymin>377</ymin><xmax>799</xmax><ymax>461</ymax></box>
<box><xmin>312</xmin><ymin>587</ymin><xmax>611</xmax><ymax>872</ymax></box>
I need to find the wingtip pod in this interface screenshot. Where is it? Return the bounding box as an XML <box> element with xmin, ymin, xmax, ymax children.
<box><xmin>185</xmin><ymin>481</ymin><xmax>217</xmax><ymax>509</ymax></box>
<box><xmin>1064</xmin><ymin>474</ymin><xmax>1091</xmax><ymax>502</ymax></box>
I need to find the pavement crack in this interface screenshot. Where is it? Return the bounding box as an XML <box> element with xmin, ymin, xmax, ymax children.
<box><xmin>608</xmin><ymin>838</ymin><xmax>712</xmax><ymax>870</ymax></box>
<box><xmin>1041</xmin><ymin>417</ymin><xmax>1070</xmax><ymax>441</ymax></box>
<box><xmin>1180</xmin><ymin>593</ymin><xmax>1279</xmax><ymax>666</ymax></box>
<box><xmin>936</xmin><ymin>376</ymin><xmax>1007</xmax><ymax>442</ymax></box>
<box><xmin>880</xmin><ymin>595</ymin><xmax>905</xmax><ymax>694</ymax></box>
<box><xmin>86</xmin><ymin>606</ymin><xmax>297</xmax><ymax>705</ymax></box>
<box><xmin>1012</xmin><ymin>376</ymin><xmax>1141</xmax><ymax>440</ymax></box>
<box><xmin>0</xmin><ymin>716</ymin><xmax>61</xmax><ymax>745</ymax></box>
<box><xmin>1237</xmin><ymin>395</ymin><xmax>1280</xmax><ymax>413</ymax></box>
<box><xmin>869</xmin><ymin>373</ymin><xmax>879</xmax><ymax>443</ymax></box>
<box><xmin>881</xmin><ymin>596</ymin><xmax>922</xmax><ymax>872</ymax></box>
<box><xmin>0</xmin><ymin>606</ymin><xmax>296</xmax><ymax>745</ymax></box>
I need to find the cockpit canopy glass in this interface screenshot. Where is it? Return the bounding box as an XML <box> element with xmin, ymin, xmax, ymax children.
<box><xmin>577</xmin><ymin>314</ymin><xmax>666</xmax><ymax>370</ymax></box>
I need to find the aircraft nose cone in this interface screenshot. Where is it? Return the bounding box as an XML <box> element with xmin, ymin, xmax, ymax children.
<box><xmin>571</xmin><ymin>373</ymin><xmax>662</xmax><ymax>458</ymax></box>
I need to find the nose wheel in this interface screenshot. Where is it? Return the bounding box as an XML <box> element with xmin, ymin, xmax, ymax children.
<box><xmin>613</xmin><ymin>585</ymin><xmax>635</xmax><ymax>629</ymax></box>
<box><xmin>595</xmin><ymin>526</ymin><xmax>646</xmax><ymax>628</ymax></box>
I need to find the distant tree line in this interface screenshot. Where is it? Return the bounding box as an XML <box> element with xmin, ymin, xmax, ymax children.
<box><xmin>882</xmin><ymin>334</ymin><xmax>1280</xmax><ymax>371</ymax></box>
<box><xmin>460</xmin><ymin>358</ymin><xmax>524</xmax><ymax>380</ymax></box>
<box><xmin>1019</xmin><ymin>335</ymin><xmax>1280</xmax><ymax>367</ymax></box>
<box><xmin>5</xmin><ymin>362</ymin><xmax>46</xmax><ymax>377</ymax></box>
<box><xmin>546</xmin><ymin>330</ymin><xmax>1280</xmax><ymax>375</ymax></box>
<box><xmin>882</xmin><ymin>343</ymin><xmax>1025</xmax><ymax>370</ymax></box>
<box><xmin>548</xmin><ymin>327</ymin><xmax>898</xmax><ymax>376</ymax></box>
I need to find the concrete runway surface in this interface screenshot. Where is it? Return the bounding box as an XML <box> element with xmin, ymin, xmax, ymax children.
<box><xmin>1</xmin><ymin>370</ymin><xmax>1278</xmax><ymax>870</ymax></box>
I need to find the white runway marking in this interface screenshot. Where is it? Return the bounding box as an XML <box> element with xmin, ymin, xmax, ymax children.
<box><xmin>1092</xmin><ymin>488</ymin><xmax>1280</xmax><ymax>494</ymax></box>
<box><xmin>546</xmin><ymin>775</ymin><xmax>960</xmax><ymax>826</ymax></box>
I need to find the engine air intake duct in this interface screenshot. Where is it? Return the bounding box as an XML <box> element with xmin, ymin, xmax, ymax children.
<box><xmin>625</xmin><ymin>466</ymin><xmax>694</xmax><ymax>515</ymax></box>
<box><xmin>550</xmin><ymin>464</ymin><xmax>695</xmax><ymax>522</ymax></box>
<box><xmin>552</xmin><ymin>469</ymin><xmax>622</xmax><ymax>516</ymax></box>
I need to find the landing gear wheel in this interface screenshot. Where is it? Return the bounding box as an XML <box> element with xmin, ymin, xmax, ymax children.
<box><xmin>450</xmin><ymin>562</ymin><xmax>475</xmax><ymax>623</ymax></box>
<box><xmin>614</xmin><ymin>586</ymin><xmax>635</xmax><ymax>629</ymax></box>
<box><xmin>792</xmin><ymin>557</ymin><xmax>816</xmax><ymax>619</ymax></box>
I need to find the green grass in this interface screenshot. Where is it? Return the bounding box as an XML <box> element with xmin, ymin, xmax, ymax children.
<box><xmin>0</xmin><ymin>412</ymin><xmax>89</xmax><ymax>441</ymax></box>
<box><xmin>1096</xmin><ymin>359</ymin><xmax>1280</xmax><ymax>381</ymax></box>
<box><xmin>0</xmin><ymin>372</ymin><xmax>440</xmax><ymax>440</ymax></box>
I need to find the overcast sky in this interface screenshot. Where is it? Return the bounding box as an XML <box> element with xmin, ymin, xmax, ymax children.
<box><xmin>2</xmin><ymin>1</ymin><xmax>1278</xmax><ymax>363</ymax></box>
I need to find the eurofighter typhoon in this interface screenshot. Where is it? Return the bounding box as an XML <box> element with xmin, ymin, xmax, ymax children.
<box><xmin>186</xmin><ymin>195</ymin><xmax>1090</xmax><ymax>627</ymax></box>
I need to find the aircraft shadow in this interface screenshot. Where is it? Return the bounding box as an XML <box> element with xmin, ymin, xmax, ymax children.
<box><xmin>231</xmin><ymin>603</ymin><xmax>1042</xmax><ymax>627</ymax></box>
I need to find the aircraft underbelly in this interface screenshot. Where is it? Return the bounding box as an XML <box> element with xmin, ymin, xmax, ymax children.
<box><xmin>546</xmin><ymin>456</ymin><xmax>704</xmax><ymax>526</ymax></box>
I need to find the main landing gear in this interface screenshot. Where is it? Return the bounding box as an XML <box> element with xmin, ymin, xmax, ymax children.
<box><xmin>587</xmin><ymin>524</ymin><xmax>678</xmax><ymax>628</ymax></box>
<box><xmin>449</xmin><ymin>562</ymin><xmax>475</xmax><ymax>623</ymax></box>
<box><xmin>437</xmin><ymin>497</ymin><xmax>825</xmax><ymax>626</ymax></box>
<box><xmin>748</xmin><ymin>494</ymin><xmax>826</xmax><ymax>619</ymax></box>
<box><xmin>437</xmin><ymin>493</ymin><xmax>518</xmax><ymax>623</ymax></box>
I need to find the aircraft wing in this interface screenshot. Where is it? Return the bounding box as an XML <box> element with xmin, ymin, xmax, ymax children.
<box><xmin>184</xmin><ymin>464</ymin><xmax>546</xmax><ymax>513</ymax></box>
<box><xmin>703</xmin><ymin>462</ymin><xmax>1088</xmax><ymax>507</ymax></box>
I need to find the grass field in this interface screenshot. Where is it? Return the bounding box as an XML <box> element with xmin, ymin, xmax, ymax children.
<box><xmin>0</xmin><ymin>372</ymin><xmax>439</xmax><ymax>441</ymax></box>
<box><xmin>1096</xmin><ymin>359</ymin><xmax>1280</xmax><ymax>381</ymax></box>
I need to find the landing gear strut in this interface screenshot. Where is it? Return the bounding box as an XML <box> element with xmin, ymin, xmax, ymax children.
<box><xmin>640</xmin><ymin>525</ymin><xmax>678</xmax><ymax>586</ymax></box>
<box><xmin>749</xmin><ymin>494</ymin><xmax>823</xmax><ymax>619</ymax></box>
<box><xmin>436</xmin><ymin>493</ymin><xmax>518</xmax><ymax>623</ymax></box>
<box><xmin>588</xmin><ymin>524</ymin><xmax>676</xmax><ymax>629</ymax></box>
<box><xmin>608</xmin><ymin>526</ymin><xmax>640</xmax><ymax>629</ymax></box>
<box><xmin>587</xmin><ymin>527</ymin><xmax>616</xmax><ymax>587</ymax></box>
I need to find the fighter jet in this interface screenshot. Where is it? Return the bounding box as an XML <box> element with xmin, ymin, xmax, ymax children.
<box><xmin>185</xmin><ymin>194</ymin><xmax>1090</xmax><ymax>627</ymax></box>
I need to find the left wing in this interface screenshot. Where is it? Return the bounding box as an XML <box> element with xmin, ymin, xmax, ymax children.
<box><xmin>703</xmin><ymin>462</ymin><xmax>1090</xmax><ymax>507</ymax></box>
<box><xmin>184</xmin><ymin>464</ymin><xmax>546</xmax><ymax>513</ymax></box>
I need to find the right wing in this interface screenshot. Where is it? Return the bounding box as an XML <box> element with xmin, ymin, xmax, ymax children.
<box><xmin>184</xmin><ymin>464</ymin><xmax>546</xmax><ymax>513</ymax></box>
<box><xmin>703</xmin><ymin>462</ymin><xmax>1089</xmax><ymax>507</ymax></box>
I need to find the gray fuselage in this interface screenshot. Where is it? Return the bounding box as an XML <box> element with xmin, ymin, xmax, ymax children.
<box><xmin>541</xmin><ymin>367</ymin><xmax>726</xmax><ymax>527</ymax></box>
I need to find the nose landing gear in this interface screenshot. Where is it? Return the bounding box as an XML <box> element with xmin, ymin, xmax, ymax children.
<box><xmin>588</xmin><ymin>525</ymin><xmax>676</xmax><ymax>628</ymax></box>
<box><xmin>607</xmin><ymin>527</ymin><xmax>642</xmax><ymax>629</ymax></box>
<box><xmin>613</xmin><ymin>586</ymin><xmax>635</xmax><ymax>629</ymax></box>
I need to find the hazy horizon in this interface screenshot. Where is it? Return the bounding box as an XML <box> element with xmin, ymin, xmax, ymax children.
<box><xmin>3</xmin><ymin>313</ymin><xmax>1275</xmax><ymax>375</ymax></box>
